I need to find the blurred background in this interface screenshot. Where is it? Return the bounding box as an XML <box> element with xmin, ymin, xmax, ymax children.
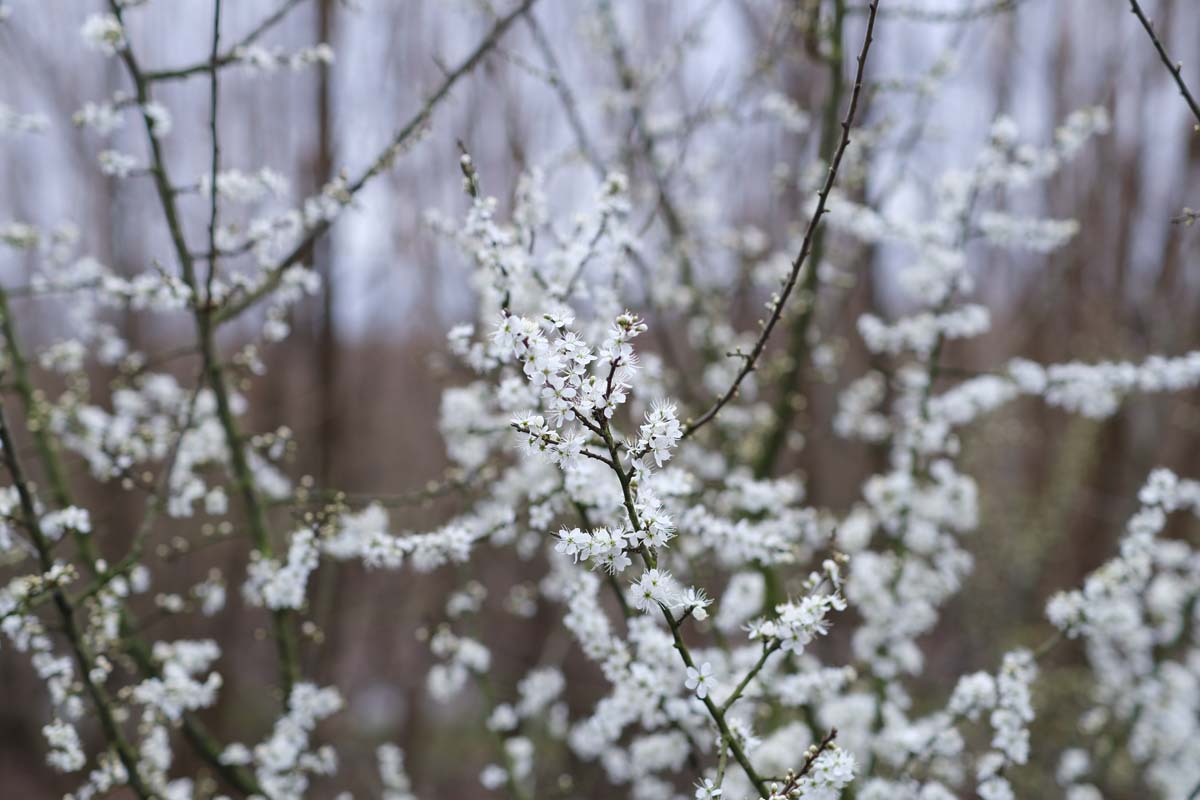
<box><xmin>1</xmin><ymin>0</ymin><xmax>1199</xmax><ymax>796</ymax></box>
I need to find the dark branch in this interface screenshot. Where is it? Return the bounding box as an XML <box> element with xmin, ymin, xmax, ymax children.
<box><xmin>682</xmin><ymin>0</ymin><xmax>883</xmax><ymax>440</ymax></box>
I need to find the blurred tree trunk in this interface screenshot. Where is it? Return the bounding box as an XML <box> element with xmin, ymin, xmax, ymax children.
<box><xmin>309</xmin><ymin>0</ymin><xmax>346</xmax><ymax>688</ymax></box>
<box><xmin>315</xmin><ymin>0</ymin><xmax>338</xmax><ymax>488</ymax></box>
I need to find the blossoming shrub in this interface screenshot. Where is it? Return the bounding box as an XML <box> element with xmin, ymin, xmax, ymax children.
<box><xmin>2</xmin><ymin>1</ymin><xmax>1199</xmax><ymax>799</ymax></box>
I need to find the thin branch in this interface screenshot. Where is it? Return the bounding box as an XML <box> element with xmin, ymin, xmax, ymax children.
<box><xmin>721</xmin><ymin>640</ymin><xmax>782</xmax><ymax>714</ymax></box>
<box><xmin>0</xmin><ymin>400</ymin><xmax>154</xmax><ymax>798</ymax></box>
<box><xmin>1173</xmin><ymin>207</ymin><xmax>1200</xmax><ymax>225</ymax></box>
<box><xmin>143</xmin><ymin>0</ymin><xmax>310</xmax><ymax>82</ymax></box>
<box><xmin>1127</xmin><ymin>0</ymin><xmax>1200</xmax><ymax>127</ymax></box>
<box><xmin>0</xmin><ymin>287</ymin><xmax>261</xmax><ymax>796</ymax></box>
<box><xmin>592</xmin><ymin>410</ymin><xmax>770</xmax><ymax>796</ymax></box>
<box><xmin>779</xmin><ymin>728</ymin><xmax>839</xmax><ymax>792</ymax></box>
<box><xmin>71</xmin><ymin>372</ymin><xmax>206</xmax><ymax>608</ymax></box>
<box><xmin>290</xmin><ymin>466</ymin><xmax>491</xmax><ymax>510</ymax></box>
<box><xmin>524</xmin><ymin>11</ymin><xmax>605</xmax><ymax>174</ymax></box>
<box><xmin>109</xmin><ymin>0</ymin><xmax>302</xmax><ymax>703</ymax></box>
<box><xmin>213</xmin><ymin>0</ymin><xmax>540</xmax><ymax>325</ymax></box>
<box><xmin>848</xmin><ymin>0</ymin><xmax>1019</xmax><ymax>22</ymax></box>
<box><xmin>599</xmin><ymin>0</ymin><xmax>701</xmax><ymax>288</ymax></box>
<box><xmin>206</xmin><ymin>0</ymin><xmax>223</xmax><ymax>303</ymax></box>
<box><xmin>682</xmin><ymin>0</ymin><xmax>883</xmax><ymax>440</ymax></box>
<box><xmin>595</xmin><ymin>1</ymin><xmax>709</xmax><ymax>405</ymax></box>
<box><xmin>0</xmin><ymin>288</ymin><xmax>85</xmax><ymax>527</ymax></box>
<box><xmin>754</xmin><ymin>0</ymin><xmax>848</xmax><ymax>477</ymax></box>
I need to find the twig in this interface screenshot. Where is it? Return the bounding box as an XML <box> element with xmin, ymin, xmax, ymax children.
<box><xmin>754</xmin><ymin>0</ymin><xmax>848</xmax><ymax>477</ymax></box>
<box><xmin>109</xmin><ymin>0</ymin><xmax>303</xmax><ymax>703</ymax></box>
<box><xmin>591</xmin><ymin>406</ymin><xmax>770</xmax><ymax>796</ymax></box>
<box><xmin>1127</xmin><ymin>0</ymin><xmax>1200</xmax><ymax>127</ymax></box>
<box><xmin>213</xmin><ymin>0</ymin><xmax>541</xmax><ymax>325</ymax></box>
<box><xmin>1172</xmin><ymin>207</ymin><xmax>1200</xmax><ymax>225</ymax></box>
<box><xmin>0</xmin><ymin>400</ymin><xmax>154</xmax><ymax>798</ymax></box>
<box><xmin>682</xmin><ymin>0</ymin><xmax>883</xmax><ymax>440</ymax></box>
<box><xmin>143</xmin><ymin>0</ymin><xmax>310</xmax><ymax>82</ymax></box>
<box><xmin>71</xmin><ymin>372</ymin><xmax>206</xmax><ymax>607</ymax></box>
<box><xmin>777</xmin><ymin>728</ymin><xmax>839</xmax><ymax>793</ymax></box>
<box><xmin>848</xmin><ymin>0</ymin><xmax>1019</xmax><ymax>22</ymax></box>
<box><xmin>0</xmin><ymin>286</ymin><xmax>261</xmax><ymax>796</ymax></box>
<box><xmin>721</xmin><ymin>640</ymin><xmax>782</xmax><ymax>714</ymax></box>
<box><xmin>524</xmin><ymin>12</ymin><xmax>605</xmax><ymax>174</ymax></box>
<box><xmin>205</xmin><ymin>0</ymin><xmax>223</xmax><ymax>303</ymax></box>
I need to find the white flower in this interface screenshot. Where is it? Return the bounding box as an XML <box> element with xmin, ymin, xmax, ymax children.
<box><xmin>685</xmin><ymin>662</ymin><xmax>714</xmax><ymax>700</ymax></box>
<box><xmin>43</xmin><ymin>719</ymin><xmax>85</xmax><ymax>772</ymax></box>
<box><xmin>680</xmin><ymin>587</ymin><xmax>712</xmax><ymax>620</ymax></box>
<box><xmin>753</xmin><ymin>593</ymin><xmax>846</xmax><ymax>654</ymax></box>
<box><xmin>378</xmin><ymin>744</ymin><xmax>416</xmax><ymax>800</ymax></box>
<box><xmin>41</xmin><ymin>507</ymin><xmax>92</xmax><ymax>542</ymax></box>
<box><xmin>80</xmin><ymin>13</ymin><xmax>124</xmax><ymax>54</ymax></box>
<box><xmin>632</xmin><ymin>568</ymin><xmax>681</xmax><ymax>612</ymax></box>
<box><xmin>143</xmin><ymin>102</ymin><xmax>173</xmax><ymax>137</ymax></box>
<box><xmin>636</xmin><ymin>400</ymin><xmax>682</xmax><ymax>468</ymax></box>
<box><xmin>98</xmin><ymin>149</ymin><xmax>138</xmax><ymax>177</ymax></box>
<box><xmin>243</xmin><ymin>529</ymin><xmax>320</xmax><ymax>610</ymax></box>
<box><xmin>131</xmin><ymin>640</ymin><xmax>223</xmax><ymax>721</ymax></box>
<box><xmin>480</xmin><ymin>763</ymin><xmax>507</xmax><ymax>790</ymax></box>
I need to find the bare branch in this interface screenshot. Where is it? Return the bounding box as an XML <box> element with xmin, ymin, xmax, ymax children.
<box><xmin>1128</xmin><ymin>0</ymin><xmax>1200</xmax><ymax>127</ymax></box>
<box><xmin>682</xmin><ymin>0</ymin><xmax>884</xmax><ymax>440</ymax></box>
